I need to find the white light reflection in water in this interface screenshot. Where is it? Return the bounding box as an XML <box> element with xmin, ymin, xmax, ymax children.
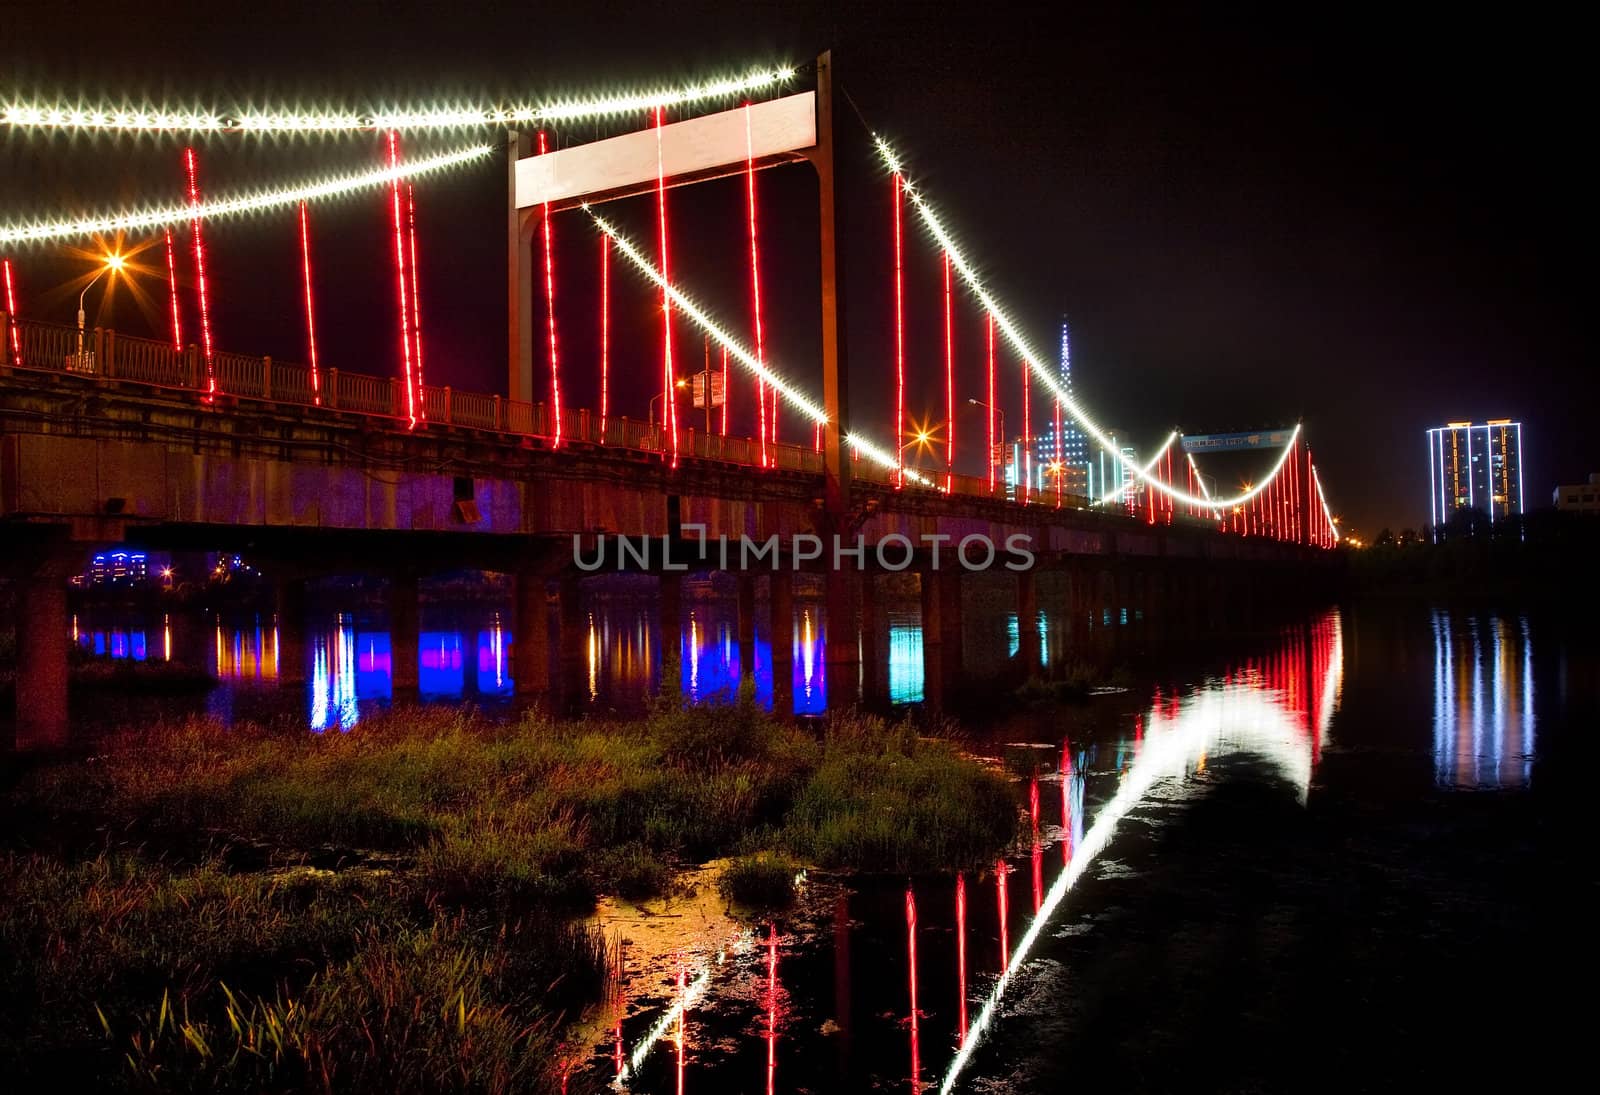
<box><xmin>939</xmin><ymin>612</ymin><xmax>1344</xmax><ymax>1093</ymax></box>
<box><xmin>309</xmin><ymin>616</ymin><xmax>359</xmax><ymax>732</ymax></box>
<box><xmin>1431</xmin><ymin>609</ymin><xmax>1534</xmax><ymax>788</ymax></box>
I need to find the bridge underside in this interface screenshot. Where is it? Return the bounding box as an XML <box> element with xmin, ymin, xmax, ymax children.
<box><xmin>1</xmin><ymin>374</ymin><xmax>1340</xmax><ymax>747</ymax></box>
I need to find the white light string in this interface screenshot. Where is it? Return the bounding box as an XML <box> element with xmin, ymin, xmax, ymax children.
<box><xmin>2</xmin><ymin>68</ymin><xmax>797</xmax><ymax>134</ymax></box>
<box><xmin>874</xmin><ymin>135</ymin><xmax>1306</xmax><ymax>512</ymax></box>
<box><xmin>0</xmin><ymin>144</ymin><xmax>493</xmax><ymax>245</ymax></box>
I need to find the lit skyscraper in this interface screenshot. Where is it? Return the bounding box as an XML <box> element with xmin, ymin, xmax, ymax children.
<box><xmin>1035</xmin><ymin>317</ymin><xmax>1088</xmax><ymax>472</ymax></box>
<box><xmin>1426</xmin><ymin>419</ymin><xmax>1524</xmax><ymax>528</ymax></box>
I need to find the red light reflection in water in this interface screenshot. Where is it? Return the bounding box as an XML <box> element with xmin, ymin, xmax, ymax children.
<box><xmin>1062</xmin><ymin>739</ymin><xmax>1075</xmax><ymax>865</ymax></box>
<box><xmin>1029</xmin><ymin>777</ymin><xmax>1043</xmax><ymax>912</ymax></box>
<box><xmin>905</xmin><ymin>886</ymin><xmax>920</xmax><ymax>1092</ymax></box>
<box><xmin>995</xmin><ymin>861</ymin><xmax>1010</xmax><ymax>967</ymax></box>
<box><xmin>955</xmin><ymin>872</ymin><xmax>968</xmax><ymax>1043</ymax></box>
<box><xmin>765</xmin><ymin>923</ymin><xmax>780</xmax><ymax>1095</ymax></box>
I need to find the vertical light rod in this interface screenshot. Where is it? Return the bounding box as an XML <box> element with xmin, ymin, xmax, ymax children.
<box><xmin>654</xmin><ymin>106</ymin><xmax>678</xmax><ymax>465</ymax></box>
<box><xmin>2</xmin><ymin>258</ymin><xmax>22</xmax><ymax>364</ymax></box>
<box><xmin>385</xmin><ymin>131</ymin><xmax>418</xmax><ymax>428</ymax></box>
<box><xmin>183</xmin><ymin>147</ymin><xmax>217</xmax><ymax>396</ymax></box>
<box><xmin>536</xmin><ymin>132</ymin><xmax>560</xmax><ymax>444</ymax></box>
<box><xmin>296</xmin><ymin>201</ymin><xmax>321</xmax><ymax>403</ymax></box>
<box><xmin>406</xmin><ymin>184</ymin><xmax>426</xmax><ymax>417</ymax></box>
<box><xmin>942</xmin><ymin>250</ymin><xmax>954</xmax><ymax>492</ymax></box>
<box><xmin>162</xmin><ymin>228</ymin><xmax>182</xmax><ymax>351</ymax></box>
<box><xmin>744</xmin><ymin>103</ymin><xmax>769</xmax><ymax>468</ymax></box>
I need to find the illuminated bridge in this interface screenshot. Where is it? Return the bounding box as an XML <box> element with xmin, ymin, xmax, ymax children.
<box><xmin>0</xmin><ymin>55</ymin><xmax>1342</xmax><ymax>744</ymax></box>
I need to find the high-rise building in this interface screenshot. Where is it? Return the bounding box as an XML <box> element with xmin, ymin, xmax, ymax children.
<box><xmin>1426</xmin><ymin>419</ymin><xmax>1524</xmax><ymax>528</ymax></box>
<box><xmin>1035</xmin><ymin>317</ymin><xmax>1088</xmax><ymax>473</ymax></box>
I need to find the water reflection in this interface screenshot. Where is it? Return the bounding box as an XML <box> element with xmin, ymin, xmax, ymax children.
<box><xmin>1431</xmin><ymin>610</ymin><xmax>1535</xmax><ymax>788</ymax></box>
<box><xmin>590</xmin><ymin>612</ymin><xmax>1349</xmax><ymax>1093</ymax></box>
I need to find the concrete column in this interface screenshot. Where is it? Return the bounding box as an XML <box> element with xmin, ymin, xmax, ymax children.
<box><xmin>556</xmin><ymin>574</ymin><xmax>587</xmax><ymax>713</ymax></box>
<box><xmin>388</xmin><ymin>571</ymin><xmax>420</xmax><ymax>701</ymax></box>
<box><xmin>825</xmin><ymin>569</ymin><xmax>861</xmax><ymax>711</ymax></box>
<box><xmin>920</xmin><ymin>566</ymin><xmax>963</xmax><ymax>710</ymax></box>
<box><xmin>859</xmin><ymin>570</ymin><xmax>885</xmax><ymax>708</ymax></box>
<box><xmin>274</xmin><ymin>577</ymin><xmax>308</xmax><ymax>685</ymax></box>
<box><xmin>15</xmin><ymin>574</ymin><xmax>69</xmax><ymax>749</ymax></box>
<box><xmin>659</xmin><ymin>572</ymin><xmax>683</xmax><ymax>676</ymax></box>
<box><xmin>1016</xmin><ymin>568</ymin><xmax>1041</xmax><ymax>677</ymax></box>
<box><xmin>513</xmin><ymin>569</ymin><xmax>551</xmax><ymax>698</ymax></box>
<box><xmin>769</xmin><ymin>570</ymin><xmax>794</xmax><ymax>716</ymax></box>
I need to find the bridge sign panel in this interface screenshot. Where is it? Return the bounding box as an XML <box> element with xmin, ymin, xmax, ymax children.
<box><xmin>515</xmin><ymin>92</ymin><xmax>817</xmax><ymax>210</ymax></box>
<box><xmin>1181</xmin><ymin>429</ymin><xmax>1296</xmax><ymax>454</ymax></box>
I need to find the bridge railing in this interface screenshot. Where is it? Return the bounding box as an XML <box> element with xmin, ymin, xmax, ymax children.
<box><xmin>0</xmin><ymin>317</ymin><xmax>836</xmax><ymax>477</ymax></box>
<box><xmin>0</xmin><ymin>315</ymin><xmax>1102</xmax><ymax>513</ymax></box>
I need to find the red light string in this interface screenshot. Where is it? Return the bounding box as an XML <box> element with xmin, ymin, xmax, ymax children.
<box><xmin>986</xmin><ymin>312</ymin><xmax>997</xmax><ymax>492</ymax></box>
<box><xmin>2</xmin><ymin>256</ymin><xmax>21</xmax><ymax>363</ymax></box>
<box><xmin>892</xmin><ymin>172</ymin><xmax>906</xmax><ymax>488</ymax></box>
<box><xmin>162</xmin><ymin>229</ymin><xmax>182</xmax><ymax>352</ymax></box>
<box><xmin>742</xmin><ymin>105</ymin><xmax>772</xmax><ymax>468</ymax></box>
<box><xmin>183</xmin><ymin>147</ymin><xmax>216</xmax><ymax>398</ymax></box>
<box><xmin>296</xmin><ymin>201</ymin><xmax>320</xmax><ymax>403</ymax></box>
<box><xmin>653</xmin><ymin>107</ymin><xmax>678</xmax><ymax>467</ymax></box>
<box><xmin>1020</xmin><ymin>356</ymin><xmax>1031</xmax><ymax>504</ymax></box>
<box><xmin>720</xmin><ymin>346</ymin><xmax>729</xmax><ymax>435</ymax></box>
<box><xmin>384</xmin><ymin>132</ymin><xmax>417</xmax><ymax>428</ymax></box>
<box><xmin>537</xmin><ymin>131</ymin><xmax>561</xmax><ymax>445</ymax></box>
<box><xmin>406</xmin><ymin>184</ymin><xmax>426</xmax><ymax>419</ymax></box>
<box><xmin>905</xmin><ymin>886</ymin><xmax>920</xmax><ymax>1093</ymax></box>
<box><xmin>599</xmin><ymin>233</ymin><xmax>609</xmax><ymax>440</ymax></box>
<box><xmin>942</xmin><ymin>250</ymin><xmax>954</xmax><ymax>493</ymax></box>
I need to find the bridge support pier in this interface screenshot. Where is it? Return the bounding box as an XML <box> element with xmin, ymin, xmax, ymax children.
<box><xmin>920</xmin><ymin>567</ymin><xmax>963</xmax><ymax>711</ymax></box>
<box><xmin>1016</xmin><ymin>569</ymin><xmax>1041</xmax><ymax>678</ymax></box>
<box><xmin>13</xmin><ymin>568</ymin><xmax>71</xmax><ymax>749</ymax></box>
<box><xmin>736</xmin><ymin>573</ymin><xmax>757</xmax><ymax>686</ymax></box>
<box><xmin>275</xmin><ymin>577</ymin><xmax>308</xmax><ymax>686</ymax></box>
<box><xmin>859</xmin><ymin>570</ymin><xmax>884</xmax><ymax>708</ymax></box>
<box><xmin>769</xmin><ymin>571</ymin><xmax>794</xmax><ymax>716</ymax></box>
<box><xmin>825</xmin><ymin>570</ymin><xmax>861</xmax><ymax>710</ymax></box>
<box><xmin>388</xmin><ymin>571</ymin><xmax>420</xmax><ymax>702</ymax></box>
<box><xmin>513</xmin><ymin>568</ymin><xmax>552</xmax><ymax>700</ymax></box>
<box><xmin>659</xmin><ymin>572</ymin><xmax>683</xmax><ymax>680</ymax></box>
<box><xmin>556</xmin><ymin>575</ymin><xmax>587</xmax><ymax>712</ymax></box>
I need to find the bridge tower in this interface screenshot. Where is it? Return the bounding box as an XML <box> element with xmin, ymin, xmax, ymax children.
<box><xmin>504</xmin><ymin>51</ymin><xmax>858</xmax><ymax>706</ymax></box>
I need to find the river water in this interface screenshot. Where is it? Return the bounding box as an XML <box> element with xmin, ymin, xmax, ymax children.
<box><xmin>59</xmin><ymin>595</ymin><xmax>1586</xmax><ymax>1091</ymax></box>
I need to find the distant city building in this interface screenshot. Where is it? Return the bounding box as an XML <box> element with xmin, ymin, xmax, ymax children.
<box><xmin>87</xmin><ymin>550</ymin><xmax>148</xmax><ymax>587</ymax></box>
<box><xmin>1034</xmin><ymin>317</ymin><xmax>1089</xmax><ymax>474</ymax></box>
<box><xmin>1553</xmin><ymin>472</ymin><xmax>1600</xmax><ymax>514</ymax></box>
<box><xmin>1426</xmin><ymin>419</ymin><xmax>1524</xmax><ymax>528</ymax></box>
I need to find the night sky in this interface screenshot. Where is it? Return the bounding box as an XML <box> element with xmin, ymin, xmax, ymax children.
<box><xmin>1</xmin><ymin>1</ymin><xmax>1586</xmax><ymax>536</ymax></box>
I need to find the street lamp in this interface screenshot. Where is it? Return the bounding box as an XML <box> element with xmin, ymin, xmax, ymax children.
<box><xmin>649</xmin><ymin>378</ymin><xmax>689</xmax><ymax>426</ymax></box>
<box><xmin>77</xmin><ymin>252</ymin><xmax>124</xmax><ymax>362</ymax></box>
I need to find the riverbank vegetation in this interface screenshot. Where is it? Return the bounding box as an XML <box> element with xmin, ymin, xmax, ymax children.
<box><xmin>0</xmin><ymin>695</ymin><xmax>1019</xmax><ymax>1090</ymax></box>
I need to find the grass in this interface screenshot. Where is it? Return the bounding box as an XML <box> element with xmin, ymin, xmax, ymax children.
<box><xmin>1</xmin><ymin>694</ymin><xmax>1020</xmax><ymax>1088</ymax></box>
<box><xmin>718</xmin><ymin>852</ymin><xmax>802</xmax><ymax>910</ymax></box>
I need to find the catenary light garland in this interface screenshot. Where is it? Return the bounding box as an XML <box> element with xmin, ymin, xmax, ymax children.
<box><xmin>0</xmin><ymin>144</ymin><xmax>492</xmax><ymax>245</ymax></box>
<box><xmin>874</xmin><ymin>135</ymin><xmax>1305</xmax><ymax>512</ymax></box>
<box><xmin>1</xmin><ymin>67</ymin><xmax>796</xmax><ymax>134</ymax></box>
<box><xmin>586</xmin><ymin>208</ymin><xmax>935</xmax><ymax>487</ymax></box>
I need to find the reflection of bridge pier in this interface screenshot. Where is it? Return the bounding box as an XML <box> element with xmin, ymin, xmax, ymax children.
<box><xmin>920</xmin><ymin>566</ymin><xmax>964</xmax><ymax>711</ymax></box>
<box><xmin>8</xmin><ymin>537</ymin><xmax>78</xmax><ymax>749</ymax></box>
<box><xmin>770</xmin><ymin>570</ymin><xmax>795</xmax><ymax>716</ymax></box>
<box><xmin>274</xmin><ymin>576</ymin><xmax>308</xmax><ymax>686</ymax></box>
<box><xmin>387</xmin><ymin>569</ymin><xmax>421</xmax><ymax>703</ymax></box>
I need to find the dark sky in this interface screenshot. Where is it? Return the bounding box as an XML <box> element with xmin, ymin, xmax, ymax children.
<box><xmin>1</xmin><ymin>1</ymin><xmax>1586</xmax><ymax>535</ymax></box>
